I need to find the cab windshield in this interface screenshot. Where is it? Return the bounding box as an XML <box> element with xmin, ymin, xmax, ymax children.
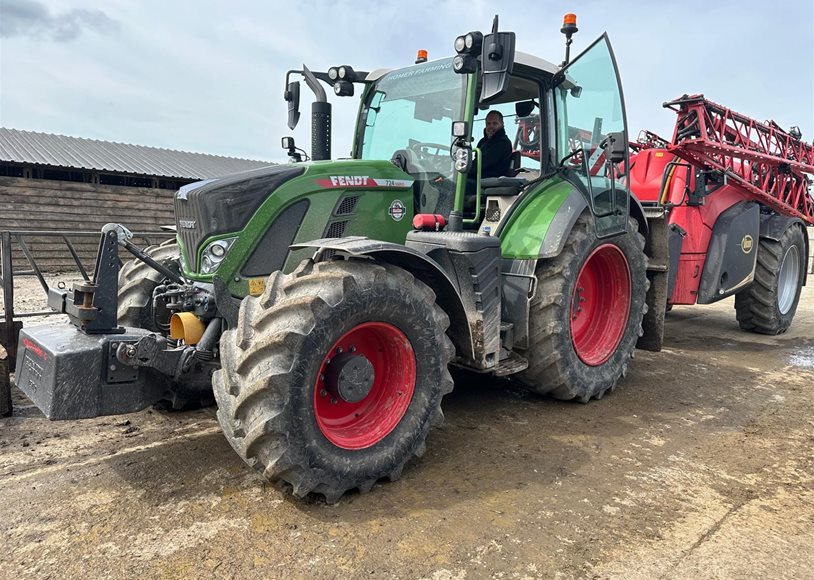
<box><xmin>359</xmin><ymin>58</ymin><xmax>466</xmax><ymax>187</ymax></box>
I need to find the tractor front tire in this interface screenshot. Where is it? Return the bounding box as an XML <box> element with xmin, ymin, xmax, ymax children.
<box><xmin>117</xmin><ymin>240</ymin><xmax>181</xmax><ymax>331</ymax></box>
<box><xmin>213</xmin><ymin>259</ymin><xmax>455</xmax><ymax>502</ymax></box>
<box><xmin>518</xmin><ymin>214</ymin><xmax>648</xmax><ymax>402</ymax></box>
<box><xmin>735</xmin><ymin>224</ymin><xmax>807</xmax><ymax>335</ymax></box>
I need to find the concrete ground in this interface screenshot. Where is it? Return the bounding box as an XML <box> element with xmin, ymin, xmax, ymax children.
<box><xmin>1</xmin><ymin>282</ymin><xmax>812</xmax><ymax>579</ymax></box>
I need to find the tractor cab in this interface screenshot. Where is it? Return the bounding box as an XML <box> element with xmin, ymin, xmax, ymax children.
<box><xmin>343</xmin><ymin>25</ymin><xmax>630</xmax><ymax>237</ymax></box>
<box><xmin>352</xmin><ymin>53</ymin><xmax>555</xmax><ymax>227</ymax></box>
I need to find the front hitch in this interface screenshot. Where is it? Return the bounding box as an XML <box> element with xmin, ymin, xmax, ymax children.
<box><xmin>48</xmin><ymin>223</ymin><xmax>187</xmax><ymax>335</ymax></box>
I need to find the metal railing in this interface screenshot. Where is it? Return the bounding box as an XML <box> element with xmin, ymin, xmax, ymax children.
<box><xmin>1</xmin><ymin>229</ymin><xmax>174</xmax><ymax>416</ymax></box>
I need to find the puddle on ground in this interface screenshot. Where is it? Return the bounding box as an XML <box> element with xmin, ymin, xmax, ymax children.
<box><xmin>789</xmin><ymin>347</ymin><xmax>814</xmax><ymax>369</ymax></box>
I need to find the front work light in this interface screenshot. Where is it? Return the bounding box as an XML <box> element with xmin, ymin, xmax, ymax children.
<box><xmin>464</xmin><ymin>31</ymin><xmax>483</xmax><ymax>53</ymax></box>
<box><xmin>337</xmin><ymin>65</ymin><xmax>355</xmax><ymax>80</ymax></box>
<box><xmin>451</xmin><ymin>121</ymin><xmax>469</xmax><ymax>138</ymax></box>
<box><xmin>333</xmin><ymin>81</ymin><xmax>354</xmax><ymax>96</ymax></box>
<box><xmin>455</xmin><ymin>31</ymin><xmax>483</xmax><ymax>55</ymax></box>
<box><xmin>453</xmin><ymin>54</ymin><xmax>477</xmax><ymax>74</ymax></box>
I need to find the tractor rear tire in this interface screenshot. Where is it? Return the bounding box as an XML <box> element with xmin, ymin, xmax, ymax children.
<box><xmin>735</xmin><ymin>224</ymin><xmax>806</xmax><ymax>335</ymax></box>
<box><xmin>117</xmin><ymin>240</ymin><xmax>214</xmax><ymax>410</ymax></box>
<box><xmin>212</xmin><ymin>259</ymin><xmax>455</xmax><ymax>503</ymax></box>
<box><xmin>517</xmin><ymin>214</ymin><xmax>648</xmax><ymax>402</ymax></box>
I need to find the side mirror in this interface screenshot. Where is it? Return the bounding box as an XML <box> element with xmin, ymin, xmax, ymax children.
<box><xmin>281</xmin><ymin>136</ymin><xmax>302</xmax><ymax>162</ymax></box>
<box><xmin>285</xmin><ymin>81</ymin><xmax>300</xmax><ymax>130</ymax></box>
<box><xmin>515</xmin><ymin>100</ymin><xmax>535</xmax><ymax>118</ymax></box>
<box><xmin>602</xmin><ymin>131</ymin><xmax>627</xmax><ymax>164</ymax></box>
<box><xmin>479</xmin><ymin>31</ymin><xmax>515</xmax><ymax>104</ymax></box>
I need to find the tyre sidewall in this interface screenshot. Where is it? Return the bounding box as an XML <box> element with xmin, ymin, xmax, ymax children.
<box><xmin>771</xmin><ymin>225</ymin><xmax>807</xmax><ymax>327</ymax></box>
<box><xmin>556</xmin><ymin>219</ymin><xmax>647</xmax><ymax>393</ymax></box>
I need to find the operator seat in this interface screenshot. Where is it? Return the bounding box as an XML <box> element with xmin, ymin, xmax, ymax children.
<box><xmin>464</xmin><ymin>149</ymin><xmax>524</xmax><ymax>213</ymax></box>
<box><xmin>508</xmin><ymin>151</ymin><xmax>522</xmax><ymax>176</ymax></box>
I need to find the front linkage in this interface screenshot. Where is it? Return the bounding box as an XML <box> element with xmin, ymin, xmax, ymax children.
<box><xmin>16</xmin><ymin>224</ymin><xmax>228</xmax><ymax>419</ymax></box>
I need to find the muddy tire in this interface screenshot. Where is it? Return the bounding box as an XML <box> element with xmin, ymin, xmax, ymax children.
<box><xmin>735</xmin><ymin>224</ymin><xmax>806</xmax><ymax>335</ymax></box>
<box><xmin>213</xmin><ymin>259</ymin><xmax>455</xmax><ymax>503</ymax></box>
<box><xmin>117</xmin><ymin>240</ymin><xmax>214</xmax><ymax>410</ymax></box>
<box><xmin>517</xmin><ymin>214</ymin><xmax>648</xmax><ymax>402</ymax></box>
<box><xmin>117</xmin><ymin>240</ymin><xmax>181</xmax><ymax>331</ymax></box>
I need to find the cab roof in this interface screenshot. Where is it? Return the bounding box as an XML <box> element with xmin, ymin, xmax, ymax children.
<box><xmin>365</xmin><ymin>51</ymin><xmax>560</xmax><ymax>82</ymax></box>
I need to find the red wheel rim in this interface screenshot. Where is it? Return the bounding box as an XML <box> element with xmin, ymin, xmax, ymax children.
<box><xmin>570</xmin><ymin>244</ymin><xmax>631</xmax><ymax>366</ymax></box>
<box><xmin>313</xmin><ymin>322</ymin><xmax>416</xmax><ymax>450</ymax></box>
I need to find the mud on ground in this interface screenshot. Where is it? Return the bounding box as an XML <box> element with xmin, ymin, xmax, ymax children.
<box><xmin>1</xmin><ymin>276</ymin><xmax>812</xmax><ymax>579</ymax></box>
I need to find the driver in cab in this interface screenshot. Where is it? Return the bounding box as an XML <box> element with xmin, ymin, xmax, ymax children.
<box><xmin>472</xmin><ymin>110</ymin><xmax>513</xmax><ymax>179</ymax></box>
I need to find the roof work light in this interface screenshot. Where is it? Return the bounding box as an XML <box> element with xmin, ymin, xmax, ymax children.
<box><xmin>453</xmin><ymin>30</ymin><xmax>482</xmax><ymax>74</ymax></box>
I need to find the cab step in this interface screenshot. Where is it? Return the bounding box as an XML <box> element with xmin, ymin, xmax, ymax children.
<box><xmin>493</xmin><ymin>351</ymin><xmax>529</xmax><ymax>376</ymax></box>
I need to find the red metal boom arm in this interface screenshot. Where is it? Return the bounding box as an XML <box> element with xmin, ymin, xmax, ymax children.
<box><xmin>664</xmin><ymin>94</ymin><xmax>814</xmax><ymax>224</ymax></box>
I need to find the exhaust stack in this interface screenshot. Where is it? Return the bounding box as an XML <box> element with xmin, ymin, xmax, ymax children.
<box><xmin>302</xmin><ymin>66</ymin><xmax>331</xmax><ymax>161</ymax></box>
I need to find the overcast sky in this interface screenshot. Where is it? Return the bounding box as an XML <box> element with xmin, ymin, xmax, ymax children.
<box><xmin>1</xmin><ymin>0</ymin><xmax>812</xmax><ymax>164</ymax></box>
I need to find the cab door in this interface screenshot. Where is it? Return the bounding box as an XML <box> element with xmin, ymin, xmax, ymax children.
<box><xmin>553</xmin><ymin>33</ymin><xmax>630</xmax><ymax>238</ymax></box>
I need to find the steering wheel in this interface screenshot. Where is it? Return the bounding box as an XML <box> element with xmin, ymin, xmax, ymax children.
<box><xmin>408</xmin><ymin>141</ymin><xmax>451</xmax><ymax>162</ymax></box>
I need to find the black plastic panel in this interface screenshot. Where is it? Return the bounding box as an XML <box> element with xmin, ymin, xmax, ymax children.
<box><xmin>241</xmin><ymin>199</ymin><xmax>309</xmax><ymax>278</ymax></box>
<box><xmin>667</xmin><ymin>224</ymin><xmax>685</xmax><ymax>299</ymax></box>
<box><xmin>697</xmin><ymin>201</ymin><xmax>759</xmax><ymax>304</ymax></box>
<box><xmin>406</xmin><ymin>230</ymin><xmax>501</xmax><ymax>368</ymax></box>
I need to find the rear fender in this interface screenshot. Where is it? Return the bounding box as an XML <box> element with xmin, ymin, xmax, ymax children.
<box><xmin>540</xmin><ymin>192</ymin><xmax>648</xmax><ymax>259</ymax></box>
<box><xmin>291</xmin><ymin>237</ymin><xmax>474</xmax><ymax>363</ymax></box>
<box><xmin>502</xmin><ymin>186</ymin><xmax>647</xmax><ymax>261</ymax></box>
<box><xmin>697</xmin><ymin>201</ymin><xmax>760</xmax><ymax>304</ymax></box>
<box><xmin>759</xmin><ymin>213</ymin><xmax>808</xmax><ymax>286</ymax></box>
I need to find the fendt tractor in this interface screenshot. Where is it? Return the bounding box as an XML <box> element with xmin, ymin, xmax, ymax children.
<box><xmin>15</xmin><ymin>15</ymin><xmax>812</xmax><ymax>501</ymax></box>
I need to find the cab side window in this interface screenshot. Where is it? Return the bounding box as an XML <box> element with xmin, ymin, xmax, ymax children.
<box><xmin>472</xmin><ymin>79</ymin><xmax>543</xmax><ymax>177</ymax></box>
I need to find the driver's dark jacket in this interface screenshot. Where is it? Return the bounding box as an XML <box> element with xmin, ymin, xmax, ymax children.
<box><xmin>473</xmin><ymin>127</ymin><xmax>513</xmax><ymax>179</ymax></box>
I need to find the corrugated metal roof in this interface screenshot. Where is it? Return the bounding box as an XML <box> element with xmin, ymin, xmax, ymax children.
<box><xmin>0</xmin><ymin>127</ymin><xmax>271</xmax><ymax>180</ymax></box>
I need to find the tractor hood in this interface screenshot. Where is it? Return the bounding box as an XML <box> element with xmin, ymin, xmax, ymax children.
<box><xmin>174</xmin><ymin>164</ymin><xmax>304</xmax><ymax>270</ymax></box>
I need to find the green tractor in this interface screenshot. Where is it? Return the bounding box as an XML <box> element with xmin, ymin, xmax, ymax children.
<box><xmin>16</xmin><ymin>16</ymin><xmax>657</xmax><ymax>502</ymax></box>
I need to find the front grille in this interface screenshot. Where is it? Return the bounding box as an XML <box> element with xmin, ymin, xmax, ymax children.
<box><xmin>325</xmin><ymin>220</ymin><xmax>347</xmax><ymax>238</ymax></box>
<box><xmin>174</xmin><ymin>196</ymin><xmax>202</xmax><ymax>269</ymax></box>
<box><xmin>335</xmin><ymin>196</ymin><xmax>359</xmax><ymax>215</ymax></box>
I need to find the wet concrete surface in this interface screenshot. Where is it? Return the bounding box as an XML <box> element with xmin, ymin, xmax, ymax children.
<box><xmin>1</xmin><ymin>284</ymin><xmax>812</xmax><ymax>579</ymax></box>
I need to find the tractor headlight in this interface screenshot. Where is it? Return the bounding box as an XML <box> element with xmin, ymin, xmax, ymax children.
<box><xmin>200</xmin><ymin>237</ymin><xmax>237</xmax><ymax>274</ymax></box>
<box><xmin>453</xmin><ymin>146</ymin><xmax>473</xmax><ymax>173</ymax></box>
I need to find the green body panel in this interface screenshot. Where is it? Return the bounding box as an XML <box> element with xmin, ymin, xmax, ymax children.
<box><xmin>180</xmin><ymin>159</ymin><xmax>415</xmax><ymax>298</ymax></box>
<box><xmin>454</xmin><ymin>70</ymin><xmax>479</xmax><ymax>215</ymax></box>
<box><xmin>498</xmin><ymin>177</ymin><xmax>575</xmax><ymax>259</ymax></box>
